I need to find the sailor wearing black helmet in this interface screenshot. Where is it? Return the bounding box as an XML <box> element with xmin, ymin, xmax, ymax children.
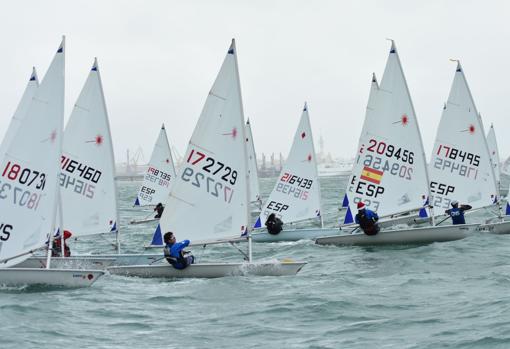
<box><xmin>445</xmin><ymin>200</ymin><xmax>472</xmax><ymax>225</ymax></box>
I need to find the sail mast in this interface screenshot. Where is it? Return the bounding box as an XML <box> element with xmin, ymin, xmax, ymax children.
<box><xmin>230</xmin><ymin>39</ymin><xmax>252</xmax><ymax>262</ymax></box>
<box><xmin>457</xmin><ymin>63</ymin><xmax>499</xmax><ymax>207</ymax></box>
<box><xmin>45</xmin><ymin>35</ymin><xmax>66</xmax><ymax>268</ymax></box>
<box><xmin>304</xmin><ymin>102</ymin><xmax>323</xmax><ymax>228</ymax></box>
<box><xmin>93</xmin><ymin>57</ymin><xmax>121</xmax><ymax>253</ymax></box>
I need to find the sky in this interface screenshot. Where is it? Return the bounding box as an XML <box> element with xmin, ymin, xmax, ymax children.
<box><xmin>1</xmin><ymin>0</ymin><xmax>509</xmax><ymax>165</ymax></box>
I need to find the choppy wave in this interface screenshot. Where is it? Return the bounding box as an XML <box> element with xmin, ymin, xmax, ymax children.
<box><xmin>2</xmin><ymin>176</ymin><xmax>510</xmax><ymax>349</ymax></box>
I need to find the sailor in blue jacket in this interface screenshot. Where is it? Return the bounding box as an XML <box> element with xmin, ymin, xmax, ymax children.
<box><xmin>445</xmin><ymin>200</ymin><xmax>472</xmax><ymax>225</ymax></box>
<box><xmin>355</xmin><ymin>202</ymin><xmax>380</xmax><ymax>235</ymax></box>
<box><xmin>163</xmin><ymin>232</ymin><xmax>195</xmax><ymax>269</ymax></box>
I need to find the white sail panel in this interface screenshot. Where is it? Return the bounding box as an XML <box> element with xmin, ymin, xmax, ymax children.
<box><xmin>245</xmin><ymin>119</ymin><xmax>261</xmax><ymax>206</ymax></box>
<box><xmin>486</xmin><ymin>124</ymin><xmax>500</xmax><ymax>186</ymax></box>
<box><xmin>134</xmin><ymin>125</ymin><xmax>176</xmax><ymax>206</ymax></box>
<box><xmin>0</xmin><ymin>68</ymin><xmax>39</xmax><ymax>156</ymax></box>
<box><xmin>344</xmin><ymin>43</ymin><xmax>430</xmax><ymax>223</ymax></box>
<box><xmin>429</xmin><ymin>63</ymin><xmax>498</xmax><ymax>210</ymax></box>
<box><xmin>255</xmin><ymin>103</ymin><xmax>321</xmax><ymax>227</ymax></box>
<box><xmin>60</xmin><ymin>58</ymin><xmax>118</xmax><ymax>237</ymax></box>
<box><xmin>158</xmin><ymin>40</ymin><xmax>249</xmax><ymax>242</ymax></box>
<box><xmin>0</xmin><ymin>40</ymin><xmax>65</xmax><ymax>267</ymax></box>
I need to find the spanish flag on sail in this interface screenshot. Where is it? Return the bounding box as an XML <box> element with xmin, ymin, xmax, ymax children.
<box><xmin>360</xmin><ymin>166</ymin><xmax>383</xmax><ymax>184</ymax></box>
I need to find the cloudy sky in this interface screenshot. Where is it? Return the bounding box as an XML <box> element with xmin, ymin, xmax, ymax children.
<box><xmin>1</xmin><ymin>0</ymin><xmax>509</xmax><ymax>165</ymax></box>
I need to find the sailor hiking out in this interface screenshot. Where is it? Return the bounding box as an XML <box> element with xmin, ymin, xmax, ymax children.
<box><xmin>445</xmin><ymin>200</ymin><xmax>472</xmax><ymax>225</ymax></box>
<box><xmin>163</xmin><ymin>232</ymin><xmax>195</xmax><ymax>269</ymax></box>
<box><xmin>355</xmin><ymin>202</ymin><xmax>380</xmax><ymax>236</ymax></box>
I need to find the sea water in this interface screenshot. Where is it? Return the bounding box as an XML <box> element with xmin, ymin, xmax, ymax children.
<box><xmin>2</xmin><ymin>175</ymin><xmax>510</xmax><ymax>349</ymax></box>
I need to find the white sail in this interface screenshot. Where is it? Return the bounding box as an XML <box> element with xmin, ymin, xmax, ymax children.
<box><xmin>134</xmin><ymin>124</ymin><xmax>176</xmax><ymax>206</ymax></box>
<box><xmin>486</xmin><ymin>123</ymin><xmax>501</xmax><ymax>187</ymax></box>
<box><xmin>344</xmin><ymin>42</ymin><xmax>430</xmax><ymax>224</ymax></box>
<box><xmin>0</xmin><ymin>39</ymin><xmax>65</xmax><ymax>267</ymax></box>
<box><xmin>60</xmin><ymin>58</ymin><xmax>118</xmax><ymax>237</ymax></box>
<box><xmin>0</xmin><ymin>67</ymin><xmax>39</xmax><ymax>155</ymax></box>
<box><xmin>428</xmin><ymin>62</ymin><xmax>498</xmax><ymax>210</ymax></box>
<box><xmin>254</xmin><ymin>103</ymin><xmax>321</xmax><ymax>227</ymax></box>
<box><xmin>158</xmin><ymin>40</ymin><xmax>249</xmax><ymax>243</ymax></box>
<box><xmin>245</xmin><ymin>119</ymin><xmax>261</xmax><ymax>206</ymax></box>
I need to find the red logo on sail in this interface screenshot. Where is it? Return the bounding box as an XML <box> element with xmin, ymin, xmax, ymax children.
<box><xmin>223</xmin><ymin>127</ymin><xmax>238</xmax><ymax>139</ymax></box>
<box><xmin>50</xmin><ymin>130</ymin><xmax>57</xmax><ymax>143</ymax></box>
<box><xmin>86</xmin><ymin>134</ymin><xmax>104</xmax><ymax>145</ymax></box>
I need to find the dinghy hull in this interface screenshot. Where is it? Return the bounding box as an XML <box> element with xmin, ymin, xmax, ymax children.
<box><xmin>252</xmin><ymin>228</ymin><xmax>340</xmax><ymax>242</ymax></box>
<box><xmin>17</xmin><ymin>253</ymin><xmax>164</xmax><ymax>269</ymax></box>
<box><xmin>0</xmin><ymin>268</ymin><xmax>104</xmax><ymax>287</ymax></box>
<box><xmin>315</xmin><ymin>224</ymin><xmax>479</xmax><ymax>246</ymax></box>
<box><xmin>16</xmin><ymin>256</ymin><xmax>115</xmax><ymax>269</ymax></box>
<box><xmin>251</xmin><ymin>214</ymin><xmax>432</xmax><ymax>243</ymax></box>
<box><xmin>477</xmin><ymin>221</ymin><xmax>510</xmax><ymax>234</ymax></box>
<box><xmin>108</xmin><ymin>261</ymin><xmax>306</xmax><ymax>278</ymax></box>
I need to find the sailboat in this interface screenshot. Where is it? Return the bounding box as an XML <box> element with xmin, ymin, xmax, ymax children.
<box><xmin>486</xmin><ymin>124</ymin><xmax>501</xmax><ymax>195</ymax></box>
<box><xmin>315</xmin><ymin>42</ymin><xmax>480</xmax><ymax>246</ymax></box>
<box><xmin>250</xmin><ymin>103</ymin><xmax>324</xmax><ymax>242</ymax></box>
<box><xmin>478</xmin><ymin>125</ymin><xmax>510</xmax><ymax>233</ymax></box>
<box><xmin>109</xmin><ymin>40</ymin><xmax>305</xmax><ymax>278</ymax></box>
<box><xmin>246</xmin><ymin>119</ymin><xmax>262</xmax><ymax>212</ymax></box>
<box><xmin>339</xmin><ymin>62</ymin><xmax>431</xmax><ymax>230</ymax></box>
<box><xmin>428</xmin><ymin>61</ymin><xmax>498</xmax><ymax>216</ymax></box>
<box><xmin>130</xmin><ymin>124</ymin><xmax>177</xmax><ymax>225</ymax></box>
<box><xmin>17</xmin><ymin>58</ymin><xmax>163</xmax><ymax>268</ymax></box>
<box><xmin>0</xmin><ymin>38</ymin><xmax>104</xmax><ymax>286</ymax></box>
